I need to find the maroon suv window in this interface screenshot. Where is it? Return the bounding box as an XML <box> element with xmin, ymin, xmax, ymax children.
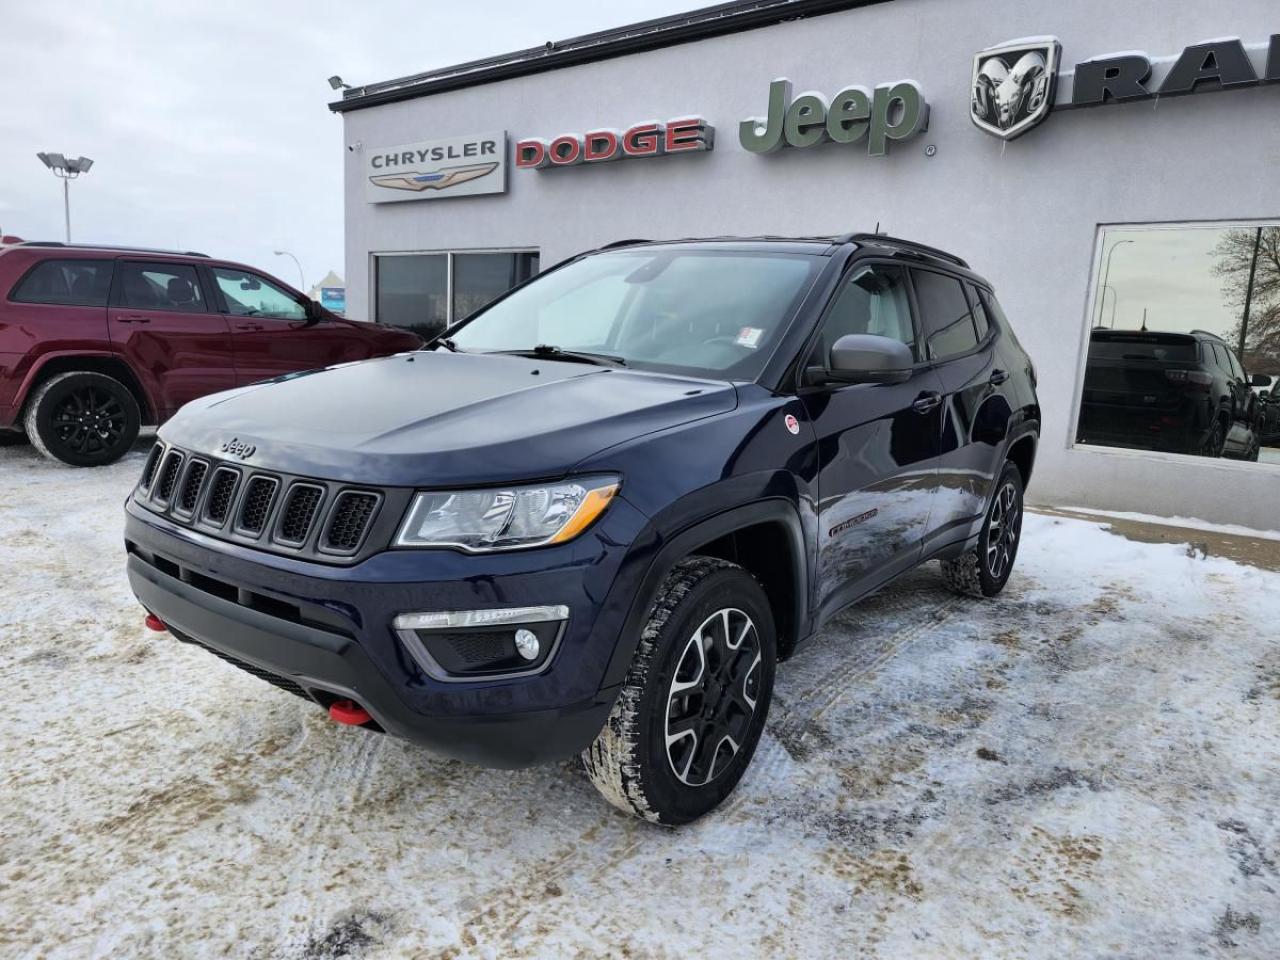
<box><xmin>11</xmin><ymin>259</ymin><xmax>113</xmax><ymax>307</ymax></box>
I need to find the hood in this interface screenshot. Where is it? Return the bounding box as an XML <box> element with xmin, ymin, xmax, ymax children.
<box><xmin>161</xmin><ymin>352</ymin><xmax>737</xmax><ymax>486</ymax></box>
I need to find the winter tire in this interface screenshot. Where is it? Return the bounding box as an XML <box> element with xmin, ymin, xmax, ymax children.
<box><xmin>582</xmin><ymin>556</ymin><xmax>777</xmax><ymax>825</ymax></box>
<box><xmin>24</xmin><ymin>371</ymin><xmax>141</xmax><ymax>467</ymax></box>
<box><xmin>940</xmin><ymin>460</ymin><xmax>1024</xmax><ymax>599</ymax></box>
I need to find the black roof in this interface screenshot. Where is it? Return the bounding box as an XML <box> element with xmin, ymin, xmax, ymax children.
<box><xmin>329</xmin><ymin>0</ymin><xmax>891</xmax><ymax>113</ymax></box>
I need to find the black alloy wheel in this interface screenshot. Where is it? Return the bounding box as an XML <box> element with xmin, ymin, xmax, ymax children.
<box><xmin>25</xmin><ymin>371</ymin><xmax>141</xmax><ymax>467</ymax></box>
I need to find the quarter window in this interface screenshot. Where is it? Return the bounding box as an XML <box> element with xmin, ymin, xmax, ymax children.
<box><xmin>11</xmin><ymin>259</ymin><xmax>113</xmax><ymax>306</ymax></box>
<box><xmin>913</xmin><ymin>270</ymin><xmax>979</xmax><ymax>360</ymax></box>
<box><xmin>211</xmin><ymin>268</ymin><xmax>306</xmax><ymax>321</ymax></box>
<box><xmin>813</xmin><ymin>264</ymin><xmax>916</xmax><ymax>367</ymax></box>
<box><xmin>117</xmin><ymin>262</ymin><xmax>206</xmax><ymax>313</ymax></box>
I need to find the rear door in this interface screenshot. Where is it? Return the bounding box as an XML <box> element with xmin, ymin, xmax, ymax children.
<box><xmin>206</xmin><ymin>266</ymin><xmax>355</xmax><ymax>385</ymax></box>
<box><xmin>108</xmin><ymin>260</ymin><xmax>236</xmax><ymax>418</ymax></box>
<box><xmin>799</xmin><ymin>262</ymin><xmax>944</xmax><ymax>618</ymax></box>
<box><xmin>910</xmin><ymin>268</ymin><xmax>1002</xmax><ymax>547</ymax></box>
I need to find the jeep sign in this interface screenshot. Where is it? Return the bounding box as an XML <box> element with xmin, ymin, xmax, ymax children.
<box><xmin>739</xmin><ymin>78</ymin><xmax>930</xmax><ymax>157</ymax></box>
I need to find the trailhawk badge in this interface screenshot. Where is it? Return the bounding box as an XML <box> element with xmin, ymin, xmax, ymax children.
<box><xmin>971</xmin><ymin>37</ymin><xmax>1062</xmax><ymax>141</ymax></box>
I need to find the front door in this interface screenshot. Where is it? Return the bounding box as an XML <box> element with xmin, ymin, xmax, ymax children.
<box><xmin>207</xmin><ymin>266</ymin><xmax>350</xmax><ymax>385</ymax></box>
<box><xmin>799</xmin><ymin>262</ymin><xmax>944</xmax><ymax>619</ymax></box>
<box><xmin>108</xmin><ymin>259</ymin><xmax>236</xmax><ymax>418</ymax></box>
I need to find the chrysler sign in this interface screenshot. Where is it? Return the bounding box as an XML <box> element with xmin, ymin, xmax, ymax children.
<box><xmin>365</xmin><ymin>132</ymin><xmax>507</xmax><ymax>202</ymax></box>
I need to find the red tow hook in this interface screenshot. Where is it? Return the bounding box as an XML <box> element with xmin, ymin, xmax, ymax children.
<box><xmin>144</xmin><ymin>613</ymin><xmax>166</xmax><ymax>632</ymax></box>
<box><xmin>329</xmin><ymin>699</ymin><xmax>373</xmax><ymax>726</ymax></box>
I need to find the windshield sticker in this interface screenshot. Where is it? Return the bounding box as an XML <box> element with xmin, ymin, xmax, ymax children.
<box><xmin>736</xmin><ymin>327</ymin><xmax>765</xmax><ymax>349</ymax></box>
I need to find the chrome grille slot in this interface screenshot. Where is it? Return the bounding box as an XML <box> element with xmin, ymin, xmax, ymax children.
<box><xmin>154</xmin><ymin>450</ymin><xmax>183</xmax><ymax>504</ymax></box>
<box><xmin>275</xmin><ymin>483</ymin><xmax>325</xmax><ymax>545</ymax></box>
<box><xmin>235</xmin><ymin>476</ymin><xmax>279</xmax><ymax>536</ymax></box>
<box><xmin>321</xmin><ymin>491</ymin><xmax>380</xmax><ymax>553</ymax></box>
<box><xmin>176</xmin><ymin>459</ymin><xmax>208</xmax><ymax>515</ymax></box>
<box><xmin>202</xmin><ymin>467</ymin><xmax>240</xmax><ymax>526</ymax></box>
<box><xmin>139</xmin><ymin>442</ymin><xmax>163</xmax><ymax>491</ymax></box>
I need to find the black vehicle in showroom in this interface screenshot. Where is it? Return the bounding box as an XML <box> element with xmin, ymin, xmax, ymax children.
<box><xmin>1077</xmin><ymin>327</ymin><xmax>1267</xmax><ymax>460</ymax></box>
<box><xmin>124</xmin><ymin>233</ymin><xmax>1040</xmax><ymax>824</ymax></box>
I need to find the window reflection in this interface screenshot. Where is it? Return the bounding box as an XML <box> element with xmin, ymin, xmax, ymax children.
<box><xmin>1076</xmin><ymin>224</ymin><xmax>1280</xmax><ymax>465</ymax></box>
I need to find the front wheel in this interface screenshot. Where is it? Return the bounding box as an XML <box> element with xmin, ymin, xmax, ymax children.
<box><xmin>939</xmin><ymin>461</ymin><xmax>1024</xmax><ymax>598</ymax></box>
<box><xmin>582</xmin><ymin>557</ymin><xmax>777</xmax><ymax>825</ymax></box>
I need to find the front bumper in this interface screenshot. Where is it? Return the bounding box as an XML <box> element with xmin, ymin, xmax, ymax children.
<box><xmin>124</xmin><ymin>495</ymin><xmax>650</xmax><ymax>768</ymax></box>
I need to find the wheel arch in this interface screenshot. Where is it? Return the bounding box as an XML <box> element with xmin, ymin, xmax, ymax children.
<box><xmin>1005</xmin><ymin>431</ymin><xmax>1037</xmax><ymax>490</ymax></box>
<box><xmin>17</xmin><ymin>353</ymin><xmax>154</xmax><ymax>424</ymax></box>
<box><xmin>600</xmin><ymin>498</ymin><xmax>811</xmax><ymax>690</ymax></box>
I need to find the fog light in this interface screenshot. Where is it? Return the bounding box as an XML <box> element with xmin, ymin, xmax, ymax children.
<box><xmin>514</xmin><ymin>628</ymin><xmax>540</xmax><ymax>661</ymax></box>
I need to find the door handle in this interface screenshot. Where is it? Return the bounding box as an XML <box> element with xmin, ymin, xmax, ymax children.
<box><xmin>989</xmin><ymin>368</ymin><xmax>1009</xmax><ymax>385</ymax></box>
<box><xmin>236</xmin><ymin>322</ymin><xmax>264</xmax><ymax>331</ymax></box>
<box><xmin>116</xmin><ymin>315</ymin><xmax>151</xmax><ymax>324</ymax></box>
<box><xmin>912</xmin><ymin>391</ymin><xmax>943</xmax><ymax>414</ymax></box>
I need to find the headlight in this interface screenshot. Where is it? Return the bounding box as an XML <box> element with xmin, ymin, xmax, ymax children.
<box><xmin>393</xmin><ymin>476</ymin><xmax>620</xmax><ymax>551</ymax></box>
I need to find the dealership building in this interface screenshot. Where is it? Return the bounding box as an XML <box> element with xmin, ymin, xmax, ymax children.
<box><xmin>330</xmin><ymin>0</ymin><xmax>1279</xmax><ymax>528</ymax></box>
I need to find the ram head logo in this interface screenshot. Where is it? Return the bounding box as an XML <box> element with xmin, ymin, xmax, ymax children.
<box><xmin>369</xmin><ymin>162</ymin><xmax>499</xmax><ymax>193</ymax></box>
<box><xmin>971</xmin><ymin>39</ymin><xmax>1062</xmax><ymax>141</ymax></box>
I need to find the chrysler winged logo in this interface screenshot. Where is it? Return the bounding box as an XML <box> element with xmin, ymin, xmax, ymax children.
<box><xmin>971</xmin><ymin>37</ymin><xmax>1061</xmax><ymax>141</ymax></box>
<box><xmin>220</xmin><ymin>437</ymin><xmax>256</xmax><ymax>460</ymax></box>
<box><xmin>369</xmin><ymin>161</ymin><xmax>500</xmax><ymax>193</ymax></box>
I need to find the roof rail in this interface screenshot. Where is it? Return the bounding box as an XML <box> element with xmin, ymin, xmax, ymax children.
<box><xmin>598</xmin><ymin>238</ymin><xmax>651</xmax><ymax>250</ymax></box>
<box><xmin>835</xmin><ymin>232</ymin><xmax>969</xmax><ymax>269</ymax></box>
<box><xmin>19</xmin><ymin>241</ymin><xmax>210</xmax><ymax>257</ymax></box>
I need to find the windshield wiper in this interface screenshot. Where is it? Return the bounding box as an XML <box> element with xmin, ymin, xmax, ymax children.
<box><xmin>497</xmin><ymin>344</ymin><xmax>627</xmax><ymax>367</ymax></box>
<box><xmin>433</xmin><ymin>337</ymin><xmax>465</xmax><ymax>353</ymax></box>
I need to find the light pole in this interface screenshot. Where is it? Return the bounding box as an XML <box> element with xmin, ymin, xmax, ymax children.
<box><xmin>1098</xmin><ymin>238</ymin><xmax>1134</xmax><ymax>328</ymax></box>
<box><xmin>274</xmin><ymin>250</ymin><xmax>305</xmax><ymax>293</ymax></box>
<box><xmin>37</xmin><ymin>152</ymin><xmax>94</xmax><ymax>242</ymax></box>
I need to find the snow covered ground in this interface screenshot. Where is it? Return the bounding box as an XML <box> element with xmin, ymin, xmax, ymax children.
<box><xmin>2</xmin><ymin>439</ymin><xmax>1279</xmax><ymax>959</ymax></box>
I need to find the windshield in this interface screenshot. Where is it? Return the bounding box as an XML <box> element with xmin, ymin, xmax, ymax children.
<box><xmin>446</xmin><ymin>249</ymin><xmax>822</xmax><ymax>379</ymax></box>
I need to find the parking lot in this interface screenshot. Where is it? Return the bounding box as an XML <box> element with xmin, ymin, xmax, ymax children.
<box><xmin>2</xmin><ymin>437</ymin><xmax>1279</xmax><ymax>959</ymax></box>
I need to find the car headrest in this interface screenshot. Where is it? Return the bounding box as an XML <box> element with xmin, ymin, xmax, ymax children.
<box><xmin>167</xmin><ymin>276</ymin><xmax>195</xmax><ymax>304</ymax></box>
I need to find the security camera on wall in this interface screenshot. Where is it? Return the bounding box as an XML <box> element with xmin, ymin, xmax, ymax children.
<box><xmin>347</xmin><ymin>141</ymin><xmax>363</xmax><ymax>153</ymax></box>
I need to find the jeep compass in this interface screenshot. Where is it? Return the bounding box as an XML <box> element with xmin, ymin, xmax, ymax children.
<box><xmin>124</xmin><ymin>233</ymin><xmax>1040</xmax><ymax>824</ymax></box>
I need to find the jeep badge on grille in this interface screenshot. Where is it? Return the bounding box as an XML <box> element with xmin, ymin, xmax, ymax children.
<box><xmin>220</xmin><ymin>438</ymin><xmax>256</xmax><ymax>460</ymax></box>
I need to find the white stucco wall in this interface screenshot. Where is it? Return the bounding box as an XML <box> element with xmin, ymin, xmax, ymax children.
<box><xmin>340</xmin><ymin>0</ymin><xmax>1280</xmax><ymax>528</ymax></box>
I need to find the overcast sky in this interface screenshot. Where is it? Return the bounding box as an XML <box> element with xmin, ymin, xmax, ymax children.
<box><xmin>0</xmin><ymin>0</ymin><xmax>700</xmax><ymax>291</ymax></box>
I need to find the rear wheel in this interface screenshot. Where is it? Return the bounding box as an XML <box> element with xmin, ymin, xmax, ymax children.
<box><xmin>940</xmin><ymin>461</ymin><xmax>1024</xmax><ymax>598</ymax></box>
<box><xmin>582</xmin><ymin>557</ymin><xmax>776</xmax><ymax>825</ymax></box>
<box><xmin>1199</xmin><ymin>418</ymin><xmax>1226</xmax><ymax>458</ymax></box>
<box><xmin>24</xmin><ymin>371</ymin><xmax>140</xmax><ymax>467</ymax></box>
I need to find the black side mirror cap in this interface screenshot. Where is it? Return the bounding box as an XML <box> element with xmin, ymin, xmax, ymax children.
<box><xmin>1251</xmin><ymin>373</ymin><xmax>1272</xmax><ymax>387</ymax></box>
<box><xmin>820</xmin><ymin>334</ymin><xmax>915</xmax><ymax>385</ymax></box>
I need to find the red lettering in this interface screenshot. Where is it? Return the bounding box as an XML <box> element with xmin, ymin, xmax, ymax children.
<box><xmin>583</xmin><ymin>130</ymin><xmax>620</xmax><ymax>162</ymax></box>
<box><xmin>515</xmin><ymin>139</ymin><xmax>549</xmax><ymax>169</ymax></box>
<box><xmin>548</xmin><ymin>135</ymin><xmax>583</xmax><ymax>165</ymax></box>
<box><xmin>622</xmin><ymin>123</ymin><xmax>662</xmax><ymax>157</ymax></box>
<box><xmin>664</xmin><ymin>117</ymin><xmax>710</xmax><ymax>153</ymax></box>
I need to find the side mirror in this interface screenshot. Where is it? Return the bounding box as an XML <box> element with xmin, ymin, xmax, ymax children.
<box><xmin>812</xmin><ymin>334</ymin><xmax>914</xmax><ymax>385</ymax></box>
<box><xmin>302</xmin><ymin>299</ymin><xmax>323</xmax><ymax>325</ymax></box>
<box><xmin>1251</xmin><ymin>373</ymin><xmax>1272</xmax><ymax>387</ymax></box>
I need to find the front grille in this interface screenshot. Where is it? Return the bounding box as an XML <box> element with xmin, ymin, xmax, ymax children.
<box><xmin>177</xmin><ymin>460</ymin><xmax>208</xmax><ymax>514</ymax></box>
<box><xmin>322</xmin><ymin>491</ymin><xmax>379</xmax><ymax>553</ymax></box>
<box><xmin>236</xmin><ymin>476</ymin><xmax>278</xmax><ymax>535</ymax></box>
<box><xmin>276</xmin><ymin>484</ymin><xmax>324</xmax><ymax>545</ymax></box>
<box><xmin>139</xmin><ymin>443</ymin><xmax>163</xmax><ymax>490</ymax></box>
<box><xmin>155</xmin><ymin>451</ymin><xmax>183</xmax><ymax>503</ymax></box>
<box><xmin>132</xmin><ymin>444</ymin><xmax>401</xmax><ymax>564</ymax></box>
<box><xmin>202</xmin><ymin>468</ymin><xmax>239</xmax><ymax>525</ymax></box>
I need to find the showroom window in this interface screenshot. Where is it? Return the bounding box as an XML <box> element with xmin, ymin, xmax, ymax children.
<box><xmin>1075</xmin><ymin>222</ymin><xmax>1280</xmax><ymax>467</ymax></box>
<box><xmin>373</xmin><ymin>250</ymin><xmax>538</xmax><ymax>339</ymax></box>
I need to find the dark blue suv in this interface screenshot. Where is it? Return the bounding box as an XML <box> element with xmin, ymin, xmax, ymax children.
<box><xmin>124</xmin><ymin>234</ymin><xmax>1039</xmax><ymax>824</ymax></box>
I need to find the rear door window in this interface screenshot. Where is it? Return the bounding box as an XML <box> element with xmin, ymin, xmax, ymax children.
<box><xmin>966</xmin><ymin>284</ymin><xmax>990</xmax><ymax>340</ymax></box>
<box><xmin>117</xmin><ymin>262</ymin><xmax>206</xmax><ymax>313</ymax></box>
<box><xmin>913</xmin><ymin>269</ymin><xmax>979</xmax><ymax>360</ymax></box>
<box><xmin>11</xmin><ymin>259</ymin><xmax>113</xmax><ymax>306</ymax></box>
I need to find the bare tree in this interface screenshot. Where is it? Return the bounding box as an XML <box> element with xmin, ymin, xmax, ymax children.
<box><xmin>1213</xmin><ymin>226</ymin><xmax>1280</xmax><ymax>374</ymax></box>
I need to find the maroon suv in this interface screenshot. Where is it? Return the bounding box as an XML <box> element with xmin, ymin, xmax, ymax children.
<box><xmin>0</xmin><ymin>243</ymin><xmax>421</xmax><ymax>466</ymax></box>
